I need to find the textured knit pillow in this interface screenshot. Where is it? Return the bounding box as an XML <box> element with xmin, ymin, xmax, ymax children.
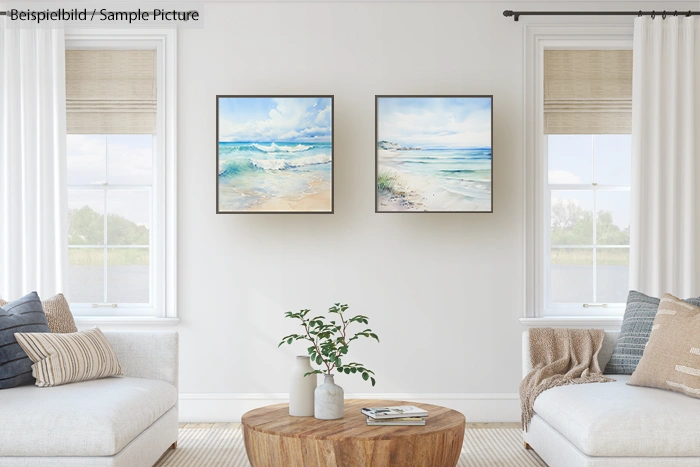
<box><xmin>0</xmin><ymin>293</ymin><xmax>77</xmax><ymax>334</ymax></box>
<box><xmin>0</xmin><ymin>292</ymin><xmax>51</xmax><ymax>389</ymax></box>
<box><xmin>604</xmin><ymin>291</ymin><xmax>700</xmax><ymax>374</ymax></box>
<box><xmin>14</xmin><ymin>327</ymin><xmax>123</xmax><ymax>387</ymax></box>
<box><xmin>628</xmin><ymin>294</ymin><xmax>700</xmax><ymax>398</ymax></box>
<box><xmin>40</xmin><ymin>294</ymin><xmax>78</xmax><ymax>333</ymax></box>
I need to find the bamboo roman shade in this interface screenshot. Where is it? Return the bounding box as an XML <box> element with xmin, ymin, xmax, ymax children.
<box><xmin>544</xmin><ymin>50</ymin><xmax>632</xmax><ymax>134</ymax></box>
<box><xmin>66</xmin><ymin>50</ymin><xmax>156</xmax><ymax>134</ymax></box>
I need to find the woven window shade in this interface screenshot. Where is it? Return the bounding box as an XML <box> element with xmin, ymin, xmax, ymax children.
<box><xmin>66</xmin><ymin>50</ymin><xmax>156</xmax><ymax>134</ymax></box>
<box><xmin>544</xmin><ymin>50</ymin><xmax>632</xmax><ymax>134</ymax></box>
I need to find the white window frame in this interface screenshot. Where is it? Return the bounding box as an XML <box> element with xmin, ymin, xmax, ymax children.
<box><xmin>522</xmin><ymin>25</ymin><xmax>632</xmax><ymax>328</ymax></box>
<box><xmin>65</xmin><ymin>29</ymin><xmax>178</xmax><ymax>324</ymax></box>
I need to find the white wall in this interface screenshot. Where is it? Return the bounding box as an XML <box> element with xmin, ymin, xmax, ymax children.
<box><xmin>104</xmin><ymin>0</ymin><xmax>697</xmax><ymax>422</ymax></box>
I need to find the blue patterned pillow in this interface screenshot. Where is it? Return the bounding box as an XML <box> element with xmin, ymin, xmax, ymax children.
<box><xmin>0</xmin><ymin>292</ymin><xmax>50</xmax><ymax>389</ymax></box>
<box><xmin>605</xmin><ymin>291</ymin><xmax>700</xmax><ymax>374</ymax></box>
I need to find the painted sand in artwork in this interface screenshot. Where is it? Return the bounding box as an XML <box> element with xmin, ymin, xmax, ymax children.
<box><xmin>376</xmin><ymin>97</ymin><xmax>492</xmax><ymax>212</ymax></box>
<box><xmin>218</xmin><ymin>97</ymin><xmax>332</xmax><ymax>212</ymax></box>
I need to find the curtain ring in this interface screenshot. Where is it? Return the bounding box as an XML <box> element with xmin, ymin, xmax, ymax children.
<box><xmin>638</xmin><ymin>10</ymin><xmax>642</xmax><ymax>17</ymax></box>
<box><xmin>662</xmin><ymin>11</ymin><xmax>667</xmax><ymax>19</ymax></box>
<box><xmin>674</xmin><ymin>10</ymin><xmax>678</xmax><ymax>17</ymax></box>
<box><xmin>651</xmin><ymin>10</ymin><xmax>655</xmax><ymax>19</ymax></box>
<box><xmin>688</xmin><ymin>11</ymin><xmax>692</xmax><ymax>17</ymax></box>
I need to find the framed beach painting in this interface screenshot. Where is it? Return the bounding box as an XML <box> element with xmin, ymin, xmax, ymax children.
<box><xmin>216</xmin><ymin>95</ymin><xmax>334</xmax><ymax>213</ymax></box>
<box><xmin>375</xmin><ymin>95</ymin><xmax>493</xmax><ymax>213</ymax></box>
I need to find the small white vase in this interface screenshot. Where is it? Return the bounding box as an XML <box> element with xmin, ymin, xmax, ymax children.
<box><xmin>289</xmin><ymin>356</ymin><xmax>317</xmax><ymax>417</ymax></box>
<box><xmin>314</xmin><ymin>374</ymin><xmax>344</xmax><ymax>420</ymax></box>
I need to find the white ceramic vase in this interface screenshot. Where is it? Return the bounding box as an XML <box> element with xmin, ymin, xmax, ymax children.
<box><xmin>289</xmin><ymin>356</ymin><xmax>317</xmax><ymax>417</ymax></box>
<box><xmin>314</xmin><ymin>374</ymin><xmax>344</xmax><ymax>420</ymax></box>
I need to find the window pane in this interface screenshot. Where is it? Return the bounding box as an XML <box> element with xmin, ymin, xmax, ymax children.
<box><xmin>67</xmin><ymin>135</ymin><xmax>106</xmax><ymax>185</ymax></box>
<box><xmin>108</xmin><ymin>135</ymin><xmax>153</xmax><ymax>185</ymax></box>
<box><xmin>68</xmin><ymin>191</ymin><xmax>104</xmax><ymax>245</ymax></box>
<box><xmin>548</xmin><ymin>135</ymin><xmax>592</xmax><ymax>184</ymax></box>
<box><xmin>594</xmin><ymin>135</ymin><xmax>631</xmax><ymax>185</ymax></box>
<box><xmin>107</xmin><ymin>248</ymin><xmax>149</xmax><ymax>304</ymax></box>
<box><xmin>106</xmin><ymin>191</ymin><xmax>150</xmax><ymax>245</ymax></box>
<box><xmin>596</xmin><ymin>191</ymin><xmax>630</xmax><ymax>245</ymax></box>
<box><xmin>67</xmin><ymin>248</ymin><xmax>104</xmax><ymax>303</ymax></box>
<box><xmin>551</xmin><ymin>248</ymin><xmax>593</xmax><ymax>303</ymax></box>
<box><xmin>597</xmin><ymin>248</ymin><xmax>630</xmax><ymax>303</ymax></box>
<box><xmin>551</xmin><ymin>190</ymin><xmax>594</xmax><ymax>245</ymax></box>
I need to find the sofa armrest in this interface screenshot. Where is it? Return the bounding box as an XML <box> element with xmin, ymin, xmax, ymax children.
<box><xmin>103</xmin><ymin>331</ymin><xmax>179</xmax><ymax>390</ymax></box>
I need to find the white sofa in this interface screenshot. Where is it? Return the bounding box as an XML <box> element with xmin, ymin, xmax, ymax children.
<box><xmin>0</xmin><ymin>331</ymin><xmax>179</xmax><ymax>467</ymax></box>
<box><xmin>522</xmin><ymin>331</ymin><xmax>700</xmax><ymax>467</ymax></box>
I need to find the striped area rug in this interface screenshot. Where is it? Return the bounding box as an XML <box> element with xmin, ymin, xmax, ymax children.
<box><xmin>156</xmin><ymin>426</ymin><xmax>546</xmax><ymax>467</ymax></box>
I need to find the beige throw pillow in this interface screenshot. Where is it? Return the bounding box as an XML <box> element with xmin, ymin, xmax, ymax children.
<box><xmin>629</xmin><ymin>293</ymin><xmax>700</xmax><ymax>398</ymax></box>
<box><xmin>0</xmin><ymin>293</ymin><xmax>77</xmax><ymax>333</ymax></box>
<box><xmin>14</xmin><ymin>327</ymin><xmax>123</xmax><ymax>387</ymax></box>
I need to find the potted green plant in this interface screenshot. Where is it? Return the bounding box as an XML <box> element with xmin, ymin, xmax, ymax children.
<box><xmin>279</xmin><ymin>303</ymin><xmax>380</xmax><ymax>419</ymax></box>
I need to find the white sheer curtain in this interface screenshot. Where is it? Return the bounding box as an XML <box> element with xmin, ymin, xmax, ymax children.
<box><xmin>630</xmin><ymin>17</ymin><xmax>700</xmax><ymax>297</ymax></box>
<box><xmin>0</xmin><ymin>20</ymin><xmax>68</xmax><ymax>300</ymax></box>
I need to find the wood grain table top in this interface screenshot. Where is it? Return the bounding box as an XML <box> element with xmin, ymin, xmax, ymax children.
<box><xmin>241</xmin><ymin>399</ymin><xmax>466</xmax><ymax>441</ymax></box>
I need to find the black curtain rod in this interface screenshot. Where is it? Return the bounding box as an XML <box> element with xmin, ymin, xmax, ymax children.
<box><xmin>504</xmin><ymin>10</ymin><xmax>700</xmax><ymax>21</ymax></box>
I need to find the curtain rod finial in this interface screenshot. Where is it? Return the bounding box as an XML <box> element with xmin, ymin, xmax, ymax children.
<box><xmin>503</xmin><ymin>10</ymin><xmax>514</xmax><ymax>17</ymax></box>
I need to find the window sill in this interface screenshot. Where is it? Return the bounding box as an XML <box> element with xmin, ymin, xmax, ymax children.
<box><xmin>74</xmin><ymin>316</ymin><xmax>181</xmax><ymax>326</ymax></box>
<box><xmin>520</xmin><ymin>316</ymin><xmax>622</xmax><ymax>330</ymax></box>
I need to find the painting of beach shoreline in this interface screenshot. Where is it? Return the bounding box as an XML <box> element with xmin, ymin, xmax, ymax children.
<box><xmin>375</xmin><ymin>96</ymin><xmax>492</xmax><ymax>213</ymax></box>
<box><xmin>217</xmin><ymin>96</ymin><xmax>333</xmax><ymax>213</ymax></box>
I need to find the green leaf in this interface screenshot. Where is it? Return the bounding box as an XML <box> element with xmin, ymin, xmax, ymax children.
<box><xmin>362</xmin><ymin>372</ymin><xmax>369</xmax><ymax>381</ymax></box>
<box><xmin>316</xmin><ymin>355</ymin><xmax>323</xmax><ymax>365</ymax></box>
<box><xmin>344</xmin><ymin>367</ymin><xmax>351</xmax><ymax>374</ymax></box>
<box><xmin>351</xmin><ymin>368</ymin><xmax>357</xmax><ymax>374</ymax></box>
<box><xmin>370</xmin><ymin>377</ymin><xmax>376</xmax><ymax>386</ymax></box>
<box><xmin>287</xmin><ymin>338</ymin><xmax>293</xmax><ymax>345</ymax></box>
<box><xmin>336</xmin><ymin>358</ymin><xmax>342</xmax><ymax>367</ymax></box>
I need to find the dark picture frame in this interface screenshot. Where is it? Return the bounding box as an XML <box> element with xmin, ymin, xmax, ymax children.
<box><xmin>375</xmin><ymin>95</ymin><xmax>493</xmax><ymax>213</ymax></box>
<box><xmin>216</xmin><ymin>95</ymin><xmax>334</xmax><ymax>214</ymax></box>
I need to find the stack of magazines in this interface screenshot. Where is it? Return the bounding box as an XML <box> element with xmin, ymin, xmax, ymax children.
<box><xmin>361</xmin><ymin>405</ymin><xmax>428</xmax><ymax>426</ymax></box>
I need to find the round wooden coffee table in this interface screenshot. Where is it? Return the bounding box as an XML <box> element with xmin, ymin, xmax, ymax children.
<box><xmin>242</xmin><ymin>399</ymin><xmax>465</xmax><ymax>467</ymax></box>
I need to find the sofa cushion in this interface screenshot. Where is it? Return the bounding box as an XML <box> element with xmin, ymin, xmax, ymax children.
<box><xmin>534</xmin><ymin>374</ymin><xmax>700</xmax><ymax>457</ymax></box>
<box><xmin>629</xmin><ymin>294</ymin><xmax>700</xmax><ymax>399</ymax></box>
<box><xmin>16</xmin><ymin>327</ymin><xmax>123</xmax><ymax>387</ymax></box>
<box><xmin>40</xmin><ymin>293</ymin><xmax>78</xmax><ymax>333</ymax></box>
<box><xmin>605</xmin><ymin>291</ymin><xmax>700</xmax><ymax>375</ymax></box>
<box><xmin>0</xmin><ymin>376</ymin><xmax>177</xmax><ymax>456</ymax></box>
<box><xmin>0</xmin><ymin>292</ymin><xmax>51</xmax><ymax>389</ymax></box>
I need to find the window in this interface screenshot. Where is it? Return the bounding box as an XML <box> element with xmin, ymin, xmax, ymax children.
<box><xmin>547</xmin><ymin>134</ymin><xmax>631</xmax><ymax>311</ymax></box>
<box><xmin>67</xmin><ymin>134</ymin><xmax>154</xmax><ymax>309</ymax></box>
<box><xmin>64</xmin><ymin>30</ymin><xmax>177</xmax><ymax>319</ymax></box>
<box><xmin>523</xmin><ymin>26</ymin><xmax>634</xmax><ymax>320</ymax></box>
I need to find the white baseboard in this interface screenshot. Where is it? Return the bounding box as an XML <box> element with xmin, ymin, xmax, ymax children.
<box><xmin>179</xmin><ymin>393</ymin><xmax>520</xmax><ymax>423</ymax></box>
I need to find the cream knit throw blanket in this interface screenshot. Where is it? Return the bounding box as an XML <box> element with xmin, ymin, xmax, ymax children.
<box><xmin>520</xmin><ymin>328</ymin><xmax>614</xmax><ymax>431</ymax></box>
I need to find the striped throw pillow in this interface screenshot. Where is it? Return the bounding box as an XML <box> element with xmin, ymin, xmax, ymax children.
<box><xmin>0</xmin><ymin>293</ymin><xmax>77</xmax><ymax>334</ymax></box>
<box><xmin>14</xmin><ymin>327</ymin><xmax>123</xmax><ymax>387</ymax></box>
<box><xmin>629</xmin><ymin>294</ymin><xmax>700</xmax><ymax>398</ymax></box>
<box><xmin>0</xmin><ymin>292</ymin><xmax>51</xmax><ymax>389</ymax></box>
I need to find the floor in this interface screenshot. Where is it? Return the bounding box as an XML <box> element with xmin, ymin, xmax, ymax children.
<box><xmin>156</xmin><ymin>422</ymin><xmax>545</xmax><ymax>467</ymax></box>
<box><xmin>179</xmin><ymin>422</ymin><xmax>522</xmax><ymax>429</ymax></box>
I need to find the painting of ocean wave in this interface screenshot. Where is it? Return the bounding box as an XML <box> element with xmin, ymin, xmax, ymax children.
<box><xmin>376</xmin><ymin>96</ymin><xmax>493</xmax><ymax>213</ymax></box>
<box><xmin>217</xmin><ymin>96</ymin><xmax>333</xmax><ymax>213</ymax></box>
